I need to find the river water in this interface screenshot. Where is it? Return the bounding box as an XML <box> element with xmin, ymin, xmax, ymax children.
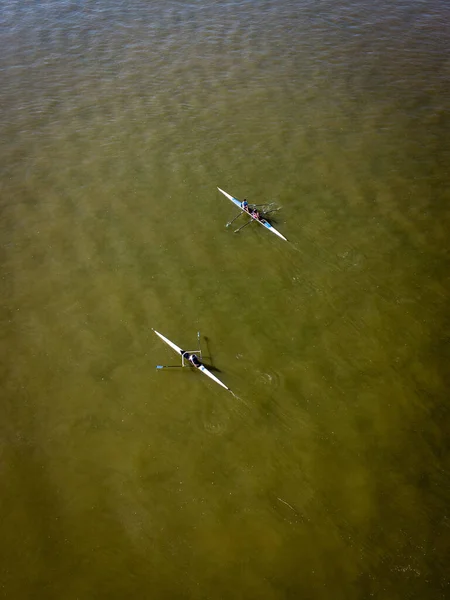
<box><xmin>1</xmin><ymin>1</ymin><xmax>449</xmax><ymax>598</ymax></box>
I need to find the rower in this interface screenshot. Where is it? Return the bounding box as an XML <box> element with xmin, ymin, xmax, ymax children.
<box><xmin>181</xmin><ymin>351</ymin><xmax>202</xmax><ymax>368</ymax></box>
<box><xmin>251</xmin><ymin>209</ymin><xmax>260</xmax><ymax>220</ymax></box>
<box><xmin>241</xmin><ymin>199</ymin><xmax>249</xmax><ymax>212</ymax></box>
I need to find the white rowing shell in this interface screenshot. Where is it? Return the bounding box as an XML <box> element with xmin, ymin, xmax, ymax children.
<box><xmin>153</xmin><ymin>329</ymin><xmax>230</xmax><ymax>391</ymax></box>
<box><xmin>217</xmin><ymin>187</ymin><xmax>287</xmax><ymax>242</ymax></box>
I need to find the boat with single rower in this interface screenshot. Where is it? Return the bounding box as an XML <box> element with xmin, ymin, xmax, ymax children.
<box><xmin>153</xmin><ymin>329</ymin><xmax>230</xmax><ymax>391</ymax></box>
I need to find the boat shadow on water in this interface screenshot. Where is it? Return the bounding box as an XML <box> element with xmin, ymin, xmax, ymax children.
<box><xmin>201</xmin><ymin>363</ymin><xmax>222</xmax><ymax>374</ymax></box>
<box><xmin>202</xmin><ymin>336</ymin><xmax>222</xmax><ymax>372</ymax></box>
<box><xmin>261</xmin><ymin>213</ymin><xmax>280</xmax><ymax>225</ymax></box>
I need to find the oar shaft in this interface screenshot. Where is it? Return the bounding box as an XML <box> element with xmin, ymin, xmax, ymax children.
<box><xmin>263</xmin><ymin>208</ymin><xmax>280</xmax><ymax>216</ymax></box>
<box><xmin>226</xmin><ymin>212</ymin><xmax>243</xmax><ymax>227</ymax></box>
<box><xmin>234</xmin><ymin>218</ymin><xmax>254</xmax><ymax>233</ymax></box>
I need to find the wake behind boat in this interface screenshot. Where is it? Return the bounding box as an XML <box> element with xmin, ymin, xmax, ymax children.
<box><xmin>218</xmin><ymin>187</ymin><xmax>287</xmax><ymax>242</ymax></box>
<box><xmin>153</xmin><ymin>329</ymin><xmax>230</xmax><ymax>391</ymax></box>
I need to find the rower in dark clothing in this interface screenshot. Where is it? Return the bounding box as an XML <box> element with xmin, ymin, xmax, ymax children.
<box><xmin>181</xmin><ymin>350</ymin><xmax>202</xmax><ymax>368</ymax></box>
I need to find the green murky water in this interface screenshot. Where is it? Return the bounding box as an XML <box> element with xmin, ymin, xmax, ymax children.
<box><xmin>1</xmin><ymin>1</ymin><xmax>449</xmax><ymax>597</ymax></box>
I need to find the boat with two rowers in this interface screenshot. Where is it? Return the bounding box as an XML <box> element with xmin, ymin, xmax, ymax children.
<box><xmin>217</xmin><ymin>187</ymin><xmax>287</xmax><ymax>242</ymax></box>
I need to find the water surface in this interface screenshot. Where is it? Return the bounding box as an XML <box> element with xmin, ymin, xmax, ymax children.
<box><xmin>1</xmin><ymin>1</ymin><xmax>449</xmax><ymax>598</ymax></box>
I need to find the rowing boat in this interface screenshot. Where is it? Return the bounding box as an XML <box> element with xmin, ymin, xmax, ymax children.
<box><xmin>217</xmin><ymin>187</ymin><xmax>287</xmax><ymax>242</ymax></box>
<box><xmin>153</xmin><ymin>329</ymin><xmax>230</xmax><ymax>391</ymax></box>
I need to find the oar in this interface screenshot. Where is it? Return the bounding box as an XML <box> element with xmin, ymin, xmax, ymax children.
<box><xmin>234</xmin><ymin>218</ymin><xmax>254</xmax><ymax>233</ymax></box>
<box><xmin>156</xmin><ymin>365</ymin><xmax>186</xmax><ymax>369</ymax></box>
<box><xmin>262</xmin><ymin>207</ymin><xmax>281</xmax><ymax>217</ymax></box>
<box><xmin>197</xmin><ymin>331</ymin><xmax>202</xmax><ymax>359</ymax></box>
<box><xmin>226</xmin><ymin>212</ymin><xmax>243</xmax><ymax>227</ymax></box>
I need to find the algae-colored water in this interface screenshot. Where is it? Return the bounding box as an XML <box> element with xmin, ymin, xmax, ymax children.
<box><xmin>1</xmin><ymin>1</ymin><xmax>449</xmax><ymax>598</ymax></box>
